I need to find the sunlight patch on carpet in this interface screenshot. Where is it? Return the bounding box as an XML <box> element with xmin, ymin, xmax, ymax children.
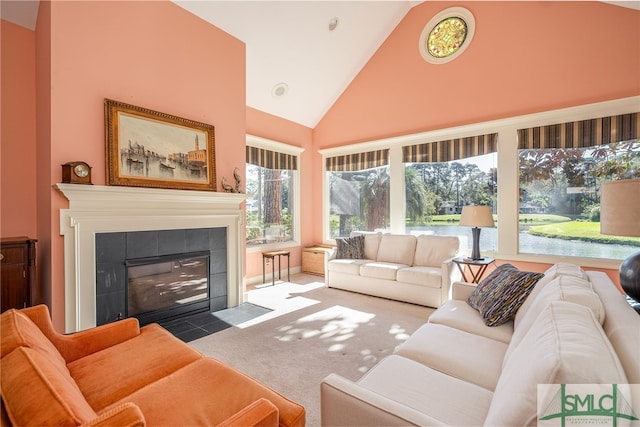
<box><xmin>234</xmin><ymin>281</ymin><xmax>326</xmax><ymax>328</ymax></box>
<box><xmin>273</xmin><ymin>305</ymin><xmax>375</xmax><ymax>346</ymax></box>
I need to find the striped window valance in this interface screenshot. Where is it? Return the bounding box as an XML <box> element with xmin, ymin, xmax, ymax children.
<box><xmin>326</xmin><ymin>149</ymin><xmax>389</xmax><ymax>172</ymax></box>
<box><xmin>246</xmin><ymin>146</ymin><xmax>297</xmax><ymax>170</ymax></box>
<box><xmin>517</xmin><ymin>112</ymin><xmax>639</xmax><ymax>150</ymax></box>
<box><xmin>402</xmin><ymin>133</ymin><xmax>498</xmax><ymax>163</ymax></box>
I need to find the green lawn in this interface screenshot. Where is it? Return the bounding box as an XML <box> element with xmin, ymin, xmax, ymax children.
<box><xmin>424</xmin><ymin>213</ymin><xmax>640</xmax><ymax>247</ymax></box>
<box><xmin>527</xmin><ymin>221</ymin><xmax>640</xmax><ymax>247</ymax></box>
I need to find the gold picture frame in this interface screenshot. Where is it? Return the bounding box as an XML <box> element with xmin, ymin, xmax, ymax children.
<box><xmin>105</xmin><ymin>99</ymin><xmax>216</xmax><ymax>191</ymax></box>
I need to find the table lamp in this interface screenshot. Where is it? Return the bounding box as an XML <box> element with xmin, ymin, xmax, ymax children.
<box><xmin>600</xmin><ymin>179</ymin><xmax>640</xmax><ymax>304</ymax></box>
<box><xmin>459</xmin><ymin>205</ymin><xmax>495</xmax><ymax>260</ymax></box>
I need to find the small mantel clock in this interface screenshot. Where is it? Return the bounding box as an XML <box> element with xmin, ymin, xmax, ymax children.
<box><xmin>61</xmin><ymin>161</ymin><xmax>92</xmax><ymax>185</ymax></box>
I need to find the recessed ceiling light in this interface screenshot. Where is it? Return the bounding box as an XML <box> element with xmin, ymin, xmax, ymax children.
<box><xmin>329</xmin><ymin>17</ymin><xmax>338</xmax><ymax>31</ymax></box>
<box><xmin>272</xmin><ymin>83</ymin><xmax>288</xmax><ymax>98</ymax></box>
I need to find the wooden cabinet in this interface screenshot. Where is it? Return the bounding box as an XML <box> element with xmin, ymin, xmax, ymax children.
<box><xmin>1</xmin><ymin>237</ymin><xmax>37</xmax><ymax>312</ymax></box>
<box><xmin>302</xmin><ymin>245</ymin><xmax>332</xmax><ymax>276</ymax></box>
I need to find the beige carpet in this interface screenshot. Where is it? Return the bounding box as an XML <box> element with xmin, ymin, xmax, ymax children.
<box><xmin>189</xmin><ymin>274</ymin><xmax>434</xmax><ymax>426</ymax></box>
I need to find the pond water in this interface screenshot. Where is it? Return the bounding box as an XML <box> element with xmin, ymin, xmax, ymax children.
<box><xmin>407</xmin><ymin>225</ymin><xmax>637</xmax><ymax>260</ymax></box>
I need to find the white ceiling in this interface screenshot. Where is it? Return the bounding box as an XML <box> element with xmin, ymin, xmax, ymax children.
<box><xmin>2</xmin><ymin>1</ymin><xmax>639</xmax><ymax>128</ymax></box>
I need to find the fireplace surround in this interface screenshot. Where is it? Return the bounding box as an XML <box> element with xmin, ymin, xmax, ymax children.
<box><xmin>95</xmin><ymin>229</ymin><xmax>225</xmax><ymax>327</ymax></box>
<box><xmin>56</xmin><ymin>183</ymin><xmax>246</xmax><ymax>333</ymax></box>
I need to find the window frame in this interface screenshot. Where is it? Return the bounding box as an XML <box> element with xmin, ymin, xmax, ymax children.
<box><xmin>246</xmin><ymin>134</ymin><xmax>304</xmax><ymax>254</ymax></box>
<box><xmin>319</xmin><ymin>96</ymin><xmax>639</xmax><ymax>270</ymax></box>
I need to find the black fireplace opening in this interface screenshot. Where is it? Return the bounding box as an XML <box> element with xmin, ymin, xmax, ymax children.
<box><xmin>126</xmin><ymin>251</ymin><xmax>210</xmax><ymax>326</ymax></box>
<box><xmin>95</xmin><ymin>227</ymin><xmax>228</xmax><ymax>327</ymax></box>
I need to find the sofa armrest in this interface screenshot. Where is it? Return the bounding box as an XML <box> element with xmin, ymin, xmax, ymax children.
<box><xmin>440</xmin><ymin>258</ymin><xmax>462</xmax><ymax>304</ymax></box>
<box><xmin>217</xmin><ymin>398</ymin><xmax>279</xmax><ymax>427</ymax></box>
<box><xmin>82</xmin><ymin>403</ymin><xmax>145</xmax><ymax>427</ymax></box>
<box><xmin>326</xmin><ymin>247</ymin><xmax>337</xmax><ymax>262</ymax></box>
<box><xmin>451</xmin><ymin>281</ymin><xmax>477</xmax><ymax>301</ymax></box>
<box><xmin>20</xmin><ymin>305</ymin><xmax>141</xmax><ymax>363</ymax></box>
<box><xmin>321</xmin><ymin>374</ymin><xmax>447</xmax><ymax>426</ymax></box>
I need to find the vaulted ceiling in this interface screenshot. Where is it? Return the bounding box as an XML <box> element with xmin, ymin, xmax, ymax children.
<box><xmin>2</xmin><ymin>1</ymin><xmax>638</xmax><ymax>128</ymax></box>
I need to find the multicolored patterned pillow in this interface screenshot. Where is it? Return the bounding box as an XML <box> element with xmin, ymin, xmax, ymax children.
<box><xmin>468</xmin><ymin>263</ymin><xmax>544</xmax><ymax>326</ymax></box>
<box><xmin>336</xmin><ymin>235</ymin><xmax>365</xmax><ymax>259</ymax></box>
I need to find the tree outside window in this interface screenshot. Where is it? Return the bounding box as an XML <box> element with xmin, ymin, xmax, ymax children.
<box><xmin>328</xmin><ymin>166</ymin><xmax>390</xmax><ymax>238</ymax></box>
<box><xmin>245</xmin><ymin>142</ymin><xmax>298</xmax><ymax>247</ymax></box>
<box><xmin>404</xmin><ymin>153</ymin><xmax>497</xmax><ymax>254</ymax></box>
<box><xmin>518</xmin><ymin>140</ymin><xmax>640</xmax><ymax>259</ymax></box>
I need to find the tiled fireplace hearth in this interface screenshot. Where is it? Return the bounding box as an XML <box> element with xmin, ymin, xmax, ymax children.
<box><xmin>56</xmin><ymin>184</ymin><xmax>246</xmax><ymax>333</ymax></box>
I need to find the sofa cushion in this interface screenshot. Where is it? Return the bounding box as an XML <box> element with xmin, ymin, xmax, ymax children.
<box><xmin>357</xmin><ymin>355</ymin><xmax>493</xmax><ymax>426</ymax></box>
<box><xmin>375</xmin><ymin>234</ymin><xmax>416</xmax><ymax>265</ymax></box>
<box><xmin>351</xmin><ymin>231</ymin><xmax>382</xmax><ymax>260</ymax></box>
<box><xmin>1</xmin><ymin>347</ymin><xmax>97</xmax><ymax>426</ymax></box>
<box><xmin>428</xmin><ymin>299</ymin><xmax>514</xmax><ymax>343</ymax></box>
<box><xmin>327</xmin><ymin>258</ymin><xmax>368</xmax><ymax>275</ymax></box>
<box><xmin>394</xmin><ymin>323</ymin><xmax>508</xmax><ymax>391</ymax></box>
<box><xmin>359</xmin><ymin>262</ymin><xmax>405</xmax><ymax>281</ymax></box>
<box><xmin>67</xmin><ymin>323</ymin><xmax>203</xmax><ymax>411</ymax></box>
<box><xmin>485</xmin><ymin>301</ymin><xmax>628</xmax><ymax>427</ymax></box>
<box><xmin>412</xmin><ymin>235</ymin><xmax>459</xmax><ymax>268</ymax></box>
<box><xmin>335</xmin><ymin>235</ymin><xmax>365</xmax><ymax>259</ymax></box>
<box><xmin>515</xmin><ymin>262</ymin><xmax>589</xmax><ymax>326</ymax></box>
<box><xmin>0</xmin><ymin>309</ymin><xmax>67</xmax><ymax>368</ymax></box>
<box><xmin>396</xmin><ymin>266</ymin><xmax>443</xmax><ymax>288</ymax></box>
<box><xmin>468</xmin><ymin>264</ymin><xmax>543</xmax><ymax>326</ymax></box>
<box><xmin>509</xmin><ymin>275</ymin><xmax>605</xmax><ymax>356</ymax></box>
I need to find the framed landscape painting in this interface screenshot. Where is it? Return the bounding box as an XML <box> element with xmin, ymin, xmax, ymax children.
<box><xmin>105</xmin><ymin>99</ymin><xmax>216</xmax><ymax>191</ymax></box>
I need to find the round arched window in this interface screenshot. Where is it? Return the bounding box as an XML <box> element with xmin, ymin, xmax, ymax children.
<box><xmin>419</xmin><ymin>7</ymin><xmax>475</xmax><ymax>64</ymax></box>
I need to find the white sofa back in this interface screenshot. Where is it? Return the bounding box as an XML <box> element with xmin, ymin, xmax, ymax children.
<box><xmin>413</xmin><ymin>235</ymin><xmax>460</xmax><ymax>268</ymax></box>
<box><xmin>375</xmin><ymin>234</ymin><xmax>417</xmax><ymax>265</ymax></box>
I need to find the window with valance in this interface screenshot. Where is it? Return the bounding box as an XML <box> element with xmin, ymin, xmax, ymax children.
<box><xmin>517</xmin><ymin>112</ymin><xmax>639</xmax><ymax>259</ymax></box>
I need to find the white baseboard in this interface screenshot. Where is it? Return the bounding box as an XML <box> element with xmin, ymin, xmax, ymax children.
<box><xmin>245</xmin><ymin>266</ymin><xmax>303</xmax><ymax>286</ymax></box>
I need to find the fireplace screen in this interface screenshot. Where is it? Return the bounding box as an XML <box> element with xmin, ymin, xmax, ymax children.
<box><xmin>126</xmin><ymin>251</ymin><xmax>209</xmax><ymax>318</ymax></box>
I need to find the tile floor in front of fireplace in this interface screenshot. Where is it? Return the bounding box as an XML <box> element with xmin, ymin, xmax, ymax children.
<box><xmin>160</xmin><ymin>303</ymin><xmax>272</xmax><ymax>342</ymax></box>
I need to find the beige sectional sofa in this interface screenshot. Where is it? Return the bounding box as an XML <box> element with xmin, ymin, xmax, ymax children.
<box><xmin>326</xmin><ymin>233</ymin><xmax>461</xmax><ymax>308</ymax></box>
<box><xmin>321</xmin><ymin>263</ymin><xmax>640</xmax><ymax>426</ymax></box>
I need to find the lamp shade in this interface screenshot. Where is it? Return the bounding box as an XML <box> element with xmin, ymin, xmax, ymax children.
<box><xmin>459</xmin><ymin>206</ymin><xmax>495</xmax><ymax>228</ymax></box>
<box><xmin>600</xmin><ymin>179</ymin><xmax>640</xmax><ymax>237</ymax></box>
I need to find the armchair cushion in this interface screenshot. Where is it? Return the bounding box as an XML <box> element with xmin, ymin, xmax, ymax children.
<box><xmin>1</xmin><ymin>347</ymin><xmax>97</xmax><ymax>426</ymax></box>
<box><xmin>108</xmin><ymin>358</ymin><xmax>305</xmax><ymax>427</ymax></box>
<box><xmin>468</xmin><ymin>264</ymin><xmax>543</xmax><ymax>326</ymax></box>
<box><xmin>67</xmin><ymin>323</ymin><xmax>202</xmax><ymax>411</ymax></box>
<box><xmin>0</xmin><ymin>309</ymin><xmax>67</xmax><ymax>367</ymax></box>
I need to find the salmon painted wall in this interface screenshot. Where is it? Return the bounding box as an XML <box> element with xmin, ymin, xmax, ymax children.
<box><xmin>1</xmin><ymin>21</ymin><xmax>37</xmax><ymax>238</ymax></box>
<box><xmin>34</xmin><ymin>1</ymin><xmax>246</xmax><ymax>330</ymax></box>
<box><xmin>313</xmin><ymin>1</ymin><xmax>640</xmax><ymax>147</ymax></box>
<box><xmin>245</xmin><ymin>107</ymin><xmax>313</xmax><ymax>278</ymax></box>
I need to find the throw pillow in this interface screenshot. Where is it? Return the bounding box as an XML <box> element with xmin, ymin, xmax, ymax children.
<box><xmin>335</xmin><ymin>235</ymin><xmax>365</xmax><ymax>259</ymax></box>
<box><xmin>468</xmin><ymin>264</ymin><xmax>544</xmax><ymax>327</ymax></box>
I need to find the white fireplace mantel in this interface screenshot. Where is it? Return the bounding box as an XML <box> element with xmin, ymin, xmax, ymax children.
<box><xmin>55</xmin><ymin>183</ymin><xmax>247</xmax><ymax>333</ymax></box>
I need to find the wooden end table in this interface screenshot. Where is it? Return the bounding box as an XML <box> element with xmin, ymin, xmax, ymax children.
<box><xmin>452</xmin><ymin>257</ymin><xmax>495</xmax><ymax>284</ymax></box>
<box><xmin>262</xmin><ymin>250</ymin><xmax>290</xmax><ymax>286</ymax></box>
